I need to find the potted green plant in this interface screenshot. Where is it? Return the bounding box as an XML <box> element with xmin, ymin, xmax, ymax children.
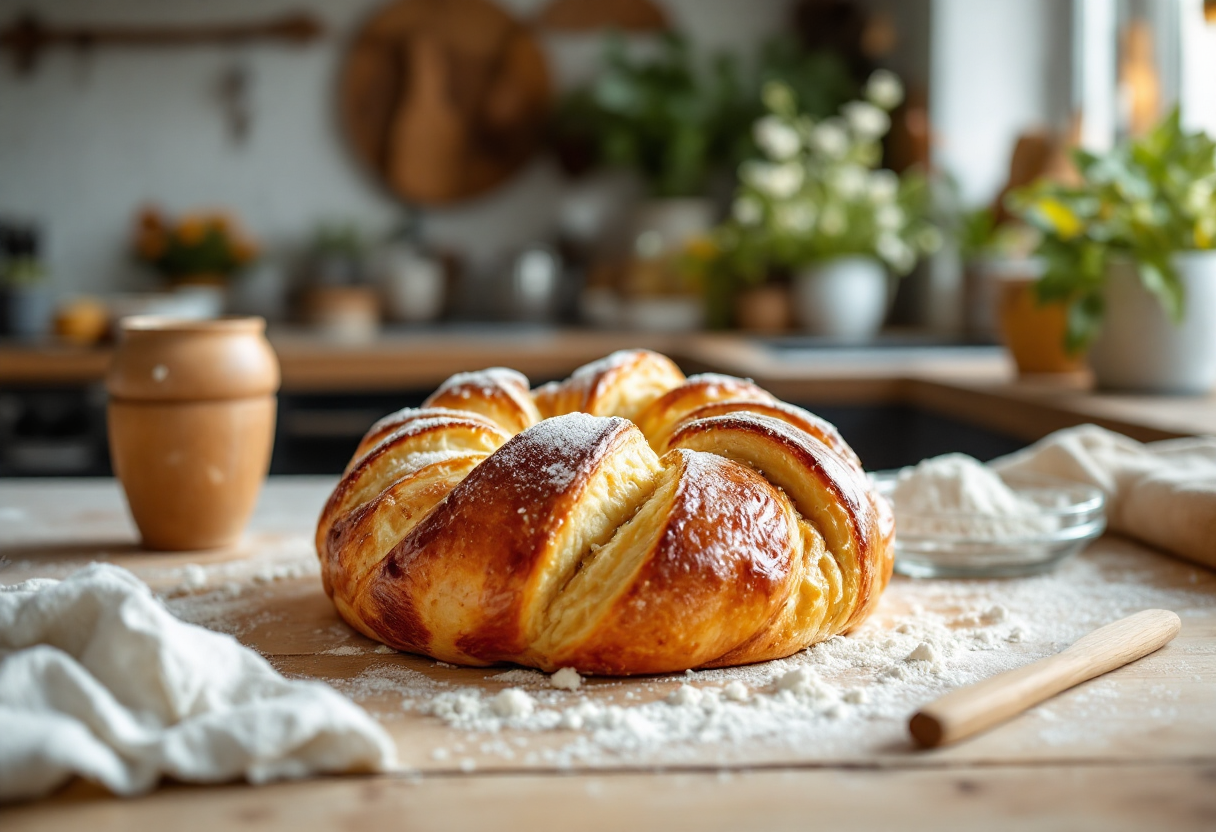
<box><xmin>132</xmin><ymin>206</ymin><xmax>259</xmax><ymax>319</ymax></box>
<box><xmin>701</xmin><ymin>71</ymin><xmax>939</xmax><ymax>339</ymax></box>
<box><xmin>1013</xmin><ymin>109</ymin><xmax>1216</xmax><ymax>393</ymax></box>
<box><xmin>555</xmin><ymin>34</ymin><xmax>743</xmax><ymax>330</ymax></box>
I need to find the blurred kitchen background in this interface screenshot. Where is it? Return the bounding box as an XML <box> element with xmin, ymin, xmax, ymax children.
<box><xmin>3</xmin><ymin>0</ymin><xmax>1215</xmax><ymax>476</ymax></box>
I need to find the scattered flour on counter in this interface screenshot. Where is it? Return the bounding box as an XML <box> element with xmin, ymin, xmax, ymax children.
<box><xmin>157</xmin><ymin>546</ymin><xmax>322</xmax><ymax>636</ymax></box>
<box><xmin>491</xmin><ymin>669</ymin><xmax>548</xmax><ymax>685</ymax></box>
<box><xmin>318</xmin><ymin>645</ymin><xmax>366</xmax><ymax>657</ymax></box>
<box><xmin>889</xmin><ymin>453</ymin><xmax>1060</xmax><ymax>537</ymax></box>
<box><xmin>322</xmin><ymin>543</ymin><xmax>1214</xmax><ymax>769</ymax></box>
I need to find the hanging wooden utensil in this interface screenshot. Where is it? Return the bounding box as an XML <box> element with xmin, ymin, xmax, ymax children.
<box><xmin>340</xmin><ymin>0</ymin><xmax>550</xmax><ymax>206</ymax></box>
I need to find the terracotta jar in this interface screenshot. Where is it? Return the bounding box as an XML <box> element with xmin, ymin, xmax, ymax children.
<box><xmin>998</xmin><ymin>279</ymin><xmax>1086</xmax><ymax>375</ymax></box>
<box><xmin>735</xmin><ymin>285</ymin><xmax>791</xmax><ymax>333</ymax></box>
<box><xmin>107</xmin><ymin>316</ymin><xmax>280</xmax><ymax>551</ymax></box>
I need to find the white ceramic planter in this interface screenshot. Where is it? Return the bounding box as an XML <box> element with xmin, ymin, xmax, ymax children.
<box><xmin>792</xmin><ymin>256</ymin><xmax>889</xmax><ymax>340</ymax></box>
<box><xmin>1088</xmin><ymin>252</ymin><xmax>1216</xmax><ymax>394</ymax></box>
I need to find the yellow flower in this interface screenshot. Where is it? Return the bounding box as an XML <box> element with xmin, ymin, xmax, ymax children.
<box><xmin>684</xmin><ymin>235</ymin><xmax>718</xmax><ymax>262</ymax></box>
<box><xmin>1036</xmin><ymin>198</ymin><xmax>1083</xmax><ymax>240</ymax></box>
<box><xmin>177</xmin><ymin>215</ymin><xmax>208</xmax><ymax>246</ymax></box>
<box><xmin>208</xmin><ymin>213</ymin><xmax>234</xmax><ymax>235</ymax></box>
<box><xmin>1195</xmin><ymin>217</ymin><xmax>1216</xmax><ymax>250</ymax></box>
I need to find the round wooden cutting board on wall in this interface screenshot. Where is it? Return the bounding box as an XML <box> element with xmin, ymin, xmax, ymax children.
<box><xmin>340</xmin><ymin>0</ymin><xmax>551</xmax><ymax>206</ymax></box>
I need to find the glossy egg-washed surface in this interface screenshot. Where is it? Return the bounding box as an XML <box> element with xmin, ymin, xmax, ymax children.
<box><xmin>316</xmin><ymin>350</ymin><xmax>894</xmax><ymax>675</ymax></box>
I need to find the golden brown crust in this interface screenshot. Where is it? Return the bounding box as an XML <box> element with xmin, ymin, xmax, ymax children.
<box><xmin>544</xmin><ymin>449</ymin><xmax>800</xmax><ymax>674</ymax></box>
<box><xmin>661</xmin><ymin>398</ymin><xmax>864</xmax><ymax>470</ymax></box>
<box><xmin>316</xmin><ymin>351</ymin><xmax>892</xmax><ymax>674</ymax></box>
<box><xmin>632</xmin><ymin>373</ymin><xmax>776</xmax><ymax>452</ymax></box>
<box><xmin>665</xmin><ymin>412</ymin><xmax>890</xmax><ymax>634</ymax></box>
<box><xmin>532</xmin><ymin>349</ymin><xmax>686</xmax><ymax>421</ymax></box>
<box><xmin>422</xmin><ymin>367</ymin><xmax>541</xmax><ymax>435</ymax></box>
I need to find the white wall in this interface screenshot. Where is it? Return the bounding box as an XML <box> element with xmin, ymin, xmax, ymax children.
<box><xmin>929</xmin><ymin>0</ymin><xmax>1071</xmax><ymax>207</ymax></box>
<box><xmin>0</xmin><ymin>0</ymin><xmax>791</xmax><ymax>298</ymax></box>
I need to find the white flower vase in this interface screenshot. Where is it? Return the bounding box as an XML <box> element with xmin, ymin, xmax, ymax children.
<box><xmin>1088</xmin><ymin>253</ymin><xmax>1216</xmax><ymax>393</ymax></box>
<box><xmin>792</xmin><ymin>256</ymin><xmax>889</xmax><ymax>340</ymax></box>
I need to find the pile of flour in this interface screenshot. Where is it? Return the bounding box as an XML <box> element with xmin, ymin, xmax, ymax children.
<box><xmin>887</xmin><ymin>453</ymin><xmax>1061</xmax><ymax>538</ymax></box>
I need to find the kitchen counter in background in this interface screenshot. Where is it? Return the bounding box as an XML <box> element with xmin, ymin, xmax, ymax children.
<box><xmin>3</xmin><ymin>329</ymin><xmax>1213</xmax><ymax>477</ymax></box>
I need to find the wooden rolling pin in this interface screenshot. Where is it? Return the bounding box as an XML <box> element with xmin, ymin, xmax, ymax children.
<box><xmin>909</xmin><ymin>609</ymin><xmax>1181</xmax><ymax>748</ymax></box>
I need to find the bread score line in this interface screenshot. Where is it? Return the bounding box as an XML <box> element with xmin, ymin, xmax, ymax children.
<box><xmin>315</xmin><ymin>350</ymin><xmax>894</xmax><ymax>675</ymax></box>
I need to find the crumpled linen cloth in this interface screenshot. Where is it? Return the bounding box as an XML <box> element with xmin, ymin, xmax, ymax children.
<box><xmin>992</xmin><ymin>424</ymin><xmax>1216</xmax><ymax>571</ymax></box>
<box><xmin>0</xmin><ymin>563</ymin><xmax>396</xmax><ymax>802</ymax></box>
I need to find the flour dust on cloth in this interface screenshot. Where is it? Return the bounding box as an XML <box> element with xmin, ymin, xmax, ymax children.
<box><xmin>993</xmin><ymin>424</ymin><xmax>1216</xmax><ymax>571</ymax></box>
<box><xmin>0</xmin><ymin>564</ymin><xmax>396</xmax><ymax>802</ymax></box>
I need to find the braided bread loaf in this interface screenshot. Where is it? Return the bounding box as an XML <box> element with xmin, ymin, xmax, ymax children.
<box><xmin>316</xmin><ymin>350</ymin><xmax>893</xmax><ymax>675</ymax></box>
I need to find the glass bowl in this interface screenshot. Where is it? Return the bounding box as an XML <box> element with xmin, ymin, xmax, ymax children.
<box><xmin>871</xmin><ymin>471</ymin><xmax>1107</xmax><ymax>578</ymax></box>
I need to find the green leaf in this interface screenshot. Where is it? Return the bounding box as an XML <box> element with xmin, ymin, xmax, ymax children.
<box><xmin>1137</xmin><ymin>257</ymin><xmax>1186</xmax><ymax>322</ymax></box>
<box><xmin>1065</xmin><ymin>292</ymin><xmax>1104</xmax><ymax>353</ymax></box>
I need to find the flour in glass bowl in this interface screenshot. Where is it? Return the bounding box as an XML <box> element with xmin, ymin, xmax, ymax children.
<box><xmin>888</xmin><ymin>453</ymin><xmax>1061</xmax><ymax>538</ymax></box>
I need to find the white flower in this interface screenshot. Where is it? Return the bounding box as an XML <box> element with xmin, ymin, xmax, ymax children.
<box><xmin>876</xmin><ymin>204</ymin><xmax>905</xmax><ymax>231</ymax></box>
<box><xmin>877</xmin><ymin>233</ymin><xmax>914</xmax><ymax>272</ymax></box>
<box><xmin>819</xmin><ymin>204</ymin><xmax>846</xmax><ymax>237</ymax></box>
<box><xmin>745</xmin><ymin>161</ymin><xmax>804</xmax><ymax>199</ymax></box>
<box><xmin>775</xmin><ymin>203</ymin><xmax>816</xmax><ymax>233</ymax></box>
<box><xmin>843</xmin><ymin>101</ymin><xmax>890</xmax><ymax>140</ymax></box>
<box><xmin>753</xmin><ymin>115</ymin><xmax>802</xmax><ymax>161</ymax></box>
<box><xmin>916</xmin><ymin>226</ymin><xmax>943</xmax><ymax>253</ymax></box>
<box><xmin>732</xmin><ymin>196</ymin><xmax>763</xmax><ymax>226</ymax></box>
<box><xmin>866</xmin><ymin>69</ymin><xmax>904</xmax><ymax>110</ymax></box>
<box><xmin>810</xmin><ymin>120</ymin><xmax>849</xmax><ymax>158</ymax></box>
<box><xmin>832</xmin><ymin>164</ymin><xmax>867</xmax><ymax>200</ymax></box>
<box><xmin>867</xmin><ymin>170</ymin><xmax>900</xmax><ymax>202</ymax></box>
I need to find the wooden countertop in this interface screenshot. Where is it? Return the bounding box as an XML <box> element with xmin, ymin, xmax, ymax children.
<box><xmin>4</xmin><ymin>328</ymin><xmax>1214</xmax><ymax>444</ymax></box>
<box><xmin>2</xmin><ymin>478</ymin><xmax>1214</xmax><ymax>830</ymax></box>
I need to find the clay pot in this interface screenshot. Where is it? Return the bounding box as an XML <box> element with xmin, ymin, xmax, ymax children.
<box><xmin>299</xmin><ymin>285</ymin><xmax>381</xmax><ymax>341</ymax></box>
<box><xmin>735</xmin><ymin>285</ymin><xmax>791</xmax><ymax>333</ymax></box>
<box><xmin>107</xmin><ymin>316</ymin><xmax>280</xmax><ymax>551</ymax></box>
<box><xmin>998</xmin><ymin>279</ymin><xmax>1086</xmax><ymax>375</ymax></box>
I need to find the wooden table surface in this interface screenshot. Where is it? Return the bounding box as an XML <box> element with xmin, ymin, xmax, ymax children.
<box><xmin>2</xmin><ymin>475</ymin><xmax>1215</xmax><ymax>831</ymax></box>
<box><xmin>3</xmin><ymin>331</ymin><xmax>1216</xmax><ymax>829</ymax></box>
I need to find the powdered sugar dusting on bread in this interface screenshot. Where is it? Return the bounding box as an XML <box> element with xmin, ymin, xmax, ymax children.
<box><xmin>491</xmin><ymin>413</ymin><xmax>631</xmax><ymax>493</ymax></box>
<box><xmin>433</xmin><ymin>367</ymin><xmax>530</xmax><ymax>396</ymax></box>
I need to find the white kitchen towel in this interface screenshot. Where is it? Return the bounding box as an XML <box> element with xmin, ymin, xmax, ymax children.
<box><xmin>0</xmin><ymin>563</ymin><xmax>396</xmax><ymax>802</ymax></box>
<box><xmin>993</xmin><ymin>424</ymin><xmax>1216</xmax><ymax>571</ymax></box>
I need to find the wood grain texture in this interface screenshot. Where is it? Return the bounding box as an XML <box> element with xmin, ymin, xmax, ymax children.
<box><xmin>911</xmin><ymin>609</ymin><xmax>1182</xmax><ymax>747</ymax></box>
<box><xmin>339</xmin><ymin>0</ymin><xmax>549</xmax><ymax>205</ymax></box>
<box><xmin>4</xmin><ymin>764</ymin><xmax>1216</xmax><ymax>832</ymax></box>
